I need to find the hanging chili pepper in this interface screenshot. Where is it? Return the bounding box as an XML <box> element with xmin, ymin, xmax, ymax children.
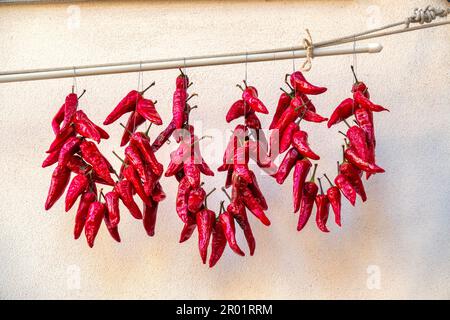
<box><xmin>340</xmin><ymin>162</ymin><xmax>367</xmax><ymax>202</ymax></box>
<box><xmin>242</xmin><ymin>86</ymin><xmax>269</xmax><ymax>114</ymax></box>
<box><xmin>57</xmin><ymin>136</ymin><xmax>81</xmax><ymax>167</ymax></box>
<box><xmin>274</xmin><ymin>148</ymin><xmax>300</xmax><ymax>184</ymax></box>
<box><xmin>292</xmin><ymin>159</ymin><xmax>312</xmax><ymax>213</ymax></box>
<box><xmin>353</xmin><ymin>91</ymin><xmax>389</xmax><ymax>112</ymax></box>
<box><xmin>172</xmin><ymin>88</ymin><xmax>188</xmax><ymax>129</ymax></box>
<box><xmin>65</xmin><ymin>174</ymin><xmax>89</xmax><ymax>212</ymax></box>
<box><xmin>114</xmin><ymin>179</ymin><xmax>142</xmax><ymax>219</ymax></box>
<box><xmin>297</xmin><ymin>164</ymin><xmax>318</xmax><ymax>231</ymax></box>
<box><xmin>334</xmin><ymin>167</ymin><xmax>356</xmax><ymax>206</ymax></box>
<box><xmin>327</xmin><ymin>98</ymin><xmax>358</xmax><ymax>128</ymax></box>
<box><xmin>46</xmin><ymin>125</ymin><xmax>75</xmax><ymax>153</ymax></box>
<box><xmin>270</xmin><ymin>92</ymin><xmax>292</xmax><ymax>129</ymax></box>
<box><xmin>52</xmin><ymin>103</ymin><xmax>65</xmax><ymax>135</ymax></box>
<box><xmin>104</xmin><ymin>191</ymin><xmax>120</xmax><ymax>227</ymax></box>
<box><xmin>66</xmin><ymin>155</ymin><xmax>90</xmax><ymax>175</ymax></box>
<box><xmin>219</xmin><ymin>205</ymin><xmax>245</xmax><ymax>256</ymax></box>
<box><xmin>209</xmin><ymin>217</ymin><xmax>227</xmax><ymax>268</ymax></box>
<box><xmin>151</xmin><ymin>120</ymin><xmax>176</xmax><ymax>152</ymax></box>
<box><xmin>248</xmin><ymin>170</ymin><xmax>268</xmax><ymax>210</ymax></box>
<box><xmin>176</xmin><ymin>176</ymin><xmax>192</xmax><ymax>223</ymax></box>
<box><xmin>94</xmin><ymin>124</ymin><xmax>110</xmax><ymax>140</ymax></box>
<box><xmin>290</xmin><ymin>71</ymin><xmax>327</xmax><ymax>95</ymax></box>
<box><xmin>79</xmin><ymin>140</ymin><xmax>114</xmax><ymax>185</ymax></box>
<box><xmin>230</xmin><ymin>203</ymin><xmax>256</xmax><ymax>256</ymax></box>
<box><xmin>323</xmin><ymin>173</ymin><xmax>341</xmax><ymax>227</ymax></box>
<box><xmin>226</xmin><ymin>100</ymin><xmax>248</xmax><ymax>123</ymax></box>
<box><xmin>196</xmin><ymin>208</ymin><xmax>216</xmax><ymax>264</ymax></box>
<box><xmin>143</xmin><ymin>198</ymin><xmax>159</xmax><ymax>237</ymax></box>
<box><xmin>103</xmin><ymin>207</ymin><xmax>121</xmax><ymax>243</ymax></box>
<box><xmin>130</xmin><ymin>132</ymin><xmax>164</xmax><ymax>177</ymax></box>
<box><xmin>354</xmin><ymin>107</ymin><xmax>376</xmax><ymax>171</ymax></box>
<box><xmin>179</xmin><ymin>214</ymin><xmax>197</xmax><ymax>243</ymax></box>
<box><xmin>346</xmin><ymin>125</ymin><xmax>371</xmax><ymax>162</ymax></box>
<box><xmin>152</xmin><ymin>182</ymin><xmax>166</xmax><ymax>202</ymax></box>
<box><xmin>45</xmin><ymin>164</ymin><xmax>71</xmax><ymax>210</ymax></box>
<box><xmin>302</xmin><ymin>109</ymin><xmax>328</xmax><ymax>123</ymax></box>
<box><xmin>279</xmin><ymin>122</ymin><xmax>299</xmax><ymax>154</ymax></box>
<box><xmin>84</xmin><ymin>201</ymin><xmax>106</xmax><ymax>248</ymax></box>
<box><xmin>273</xmin><ymin>97</ymin><xmax>303</xmax><ymax>133</ymax></box>
<box><xmin>73</xmin><ymin>110</ymin><xmax>101</xmax><ymax>143</ymax></box>
<box><xmin>122</xmin><ymin>164</ymin><xmax>151</xmax><ymax>205</ymax></box>
<box><xmin>103</xmin><ymin>90</ymin><xmax>142</xmax><ymax>125</ymax></box>
<box><xmin>242</xmin><ymin>187</ymin><xmax>271</xmax><ymax>226</ymax></box>
<box><xmin>188</xmin><ymin>187</ymin><xmax>206</xmax><ymax>213</ymax></box>
<box><xmin>136</xmin><ymin>98</ymin><xmax>163</xmax><ymax>125</ymax></box>
<box><xmin>74</xmin><ymin>191</ymin><xmax>96</xmax><ymax>239</ymax></box>
<box><xmin>183</xmin><ymin>157</ymin><xmax>201</xmax><ymax>188</ymax></box>
<box><xmin>344</xmin><ymin>147</ymin><xmax>384</xmax><ymax>174</ymax></box>
<box><xmin>120</xmin><ymin>111</ymin><xmax>146</xmax><ymax>147</ymax></box>
<box><xmin>245</xmin><ymin>112</ymin><xmax>262</xmax><ymax>130</ymax></box>
<box><xmin>197</xmin><ymin>159</ymin><xmax>215</xmax><ymax>176</ymax></box>
<box><xmin>62</xmin><ymin>93</ymin><xmax>79</xmax><ymax>130</ymax></box>
<box><xmin>124</xmin><ymin>144</ymin><xmax>148</xmax><ymax>182</ymax></box>
<box><xmin>42</xmin><ymin>149</ymin><xmax>60</xmax><ymax>168</ymax></box>
<box><xmin>315</xmin><ymin>178</ymin><xmax>330</xmax><ymax>233</ymax></box>
<box><xmin>292</xmin><ymin>130</ymin><xmax>320</xmax><ymax>160</ymax></box>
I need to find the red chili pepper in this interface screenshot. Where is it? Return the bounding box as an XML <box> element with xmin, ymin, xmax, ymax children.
<box><xmin>219</xmin><ymin>209</ymin><xmax>245</xmax><ymax>256</ymax></box>
<box><xmin>103</xmin><ymin>207</ymin><xmax>121</xmax><ymax>243</ymax></box>
<box><xmin>323</xmin><ymin>173</ymin><xmax>341</xmax><ymax>227</ymax></box>
<box><xmin>279</xmin><ymin>122</ymin><xmax>299</xmax><ymax>154</ymax></box>
<box><xmin>226</xmin><ymin>100</ymin><xmax>250</xmax><ymax>123</ymax></box>
<box><xmin>334</xmin><ymin>172</ymin><xmax>356</xmax><ymax>206</ymax></box>
<box><xmin>225</xmin><ymin>167</ymin><xmax>233</xmax><ymax>188</ymax></box>
<box><xmin>197</xmin><ymin>159</ymin><xmax>214</xmax><ymax>176</ymax></box>
<box><xmin>245</xmin><ymin>112</ymin><xmax>262</xmax><ymax>130</ymax></box>
<box><xmin>269</xmin><ymin>92</ymin><xmax>292</xmax><ymax>129</ymax></box>
<box><xmin>74</xmin><ymin>191</ymin><xmax>96</xmax><ymax>239</ymax></box>
<box><xmin>274</xmin><ymin>148</ymin><xmax>300</xmax><ymax>184</ymax></box>
<box><xmin>120</xmin><ymin>111</ymin><xmax>146</xmax><ymax>147</ymax></box>
<box><xmin>172</xmin><ymin>88</ymin><xmax>187</xmax><ymax>129</ymax></box>
<box><xmin>340</xmin><ymin>162</ymin><xmax>367</xmax><ymax>202</ymax></box>
<box><xmin>130</xmin><ymin>132</ymin><xmax>164</xmax><ymax>177</ymax></box>
<box><xmin>45</xmin><ymin>164</ymin><xmax>71</xmax><ymax>210</ymax></box>
<box><xmin>230</xmin><ymin>204</ymin><xmax>255</xmax><ymax>256</ymax></box>
<box><xmin>302</xmin><ymin>109</ymin><xmax>328</xmax><ymax>123</ymax></box>
<box><xmin>344</xmin><ymin>147</ymin><xmax>384</xmax><ymax>174</ymax></box>
<box><xmin>46</xmin><ymin>125</ymin><xmax>75</xmax><ymax>153</ymax></box>
<box><xmin>327</xmin><ymin>98</ymin><xmax>358</xmax><ymax>128</ymax></box>
<box><xmin>94</xmin><ymin>124</ymin><xmax>110</xmax><ymax>140</ymax></box>
<box><xmin>65</xmin><ymin>174</ymin><xmax>89</xmax><ymax>212</ymax></box>
<box><xmin>114</xmin><ymin>179</ymin><xmax>143</xmax><ymax>219</ymax></box>
<box><xmin>247</xmin><ymin>170</ymin><xmax>268</xmax><ymax>210</ymax></box>
<box><xmin>73</xmin><ymin>110</ymin><xmax>101</xmax><ymax>143</ymax></box>
<box><xmin>57</xmin><ymin>136</ymin><xmax>81</xmax><ymax>167</ymax></box>
<box><xmin>292</xmin><ymin>159</ymin><xmax>312</xmax><ymax>213</ymax></box>
<box><xmin>152</xmin><ymin>182</ymin><xmax>166</xmax><ymax>202</ymax></box>
<box><xmin>124</xmin><ymin>144</ymin><xmax>148</xmax><ymax>183</ymax></box>
<box><xmin>143</xmin><ymin>198</ymin><xmax>159</xmax><ymax>237</ymax></box>
<box><xmin>62</xmin><ymin>93</ymin><xmax>78</xmax><ymax>130</ymax></box>
<box><xmin>292</xmin><ymin>130</ymin><xmax>320</xmax><ymax>160</ymax></box>
<box><xmin>66</xmin><ymin>155</ymin><xmax>90</xmax><ymax>175</ymax></box>
<box><xmin>242</xmin><ymin>86</ymin><xmax>268</xmax><ymax>114</ymax></box>
<box><xmin>354</xmin><ymin>108</ymin><xmax>376</xmax><ymax>171</ymax></box>
<box><xmin>42</xmin><ymin>149</ymin><xmax>60</xmax><ymax>168</ymax></box>
<box><xmin>297</xmin><ymin>169</ymin><xmax>319</xmax><ymax>231</ymax></box>
<box><xmin>184</xmin><ymin>157</ymin><xmax>201</xmax><ymax>188</ymax></box>
<box><xmin>179</xmin><ymin>214</ymin><xmax>196</xmax><ymax>243</ymax></box>
<box><xmin>315</xmin><ymin>192</ymin><xmax>330</xmax><ymax>233</ymax></box>
<box><xmin>188</xmin><ymin>187</ymin><xmax>206</xmax><ymax>213</ymax></box>
<box><xmin>233</xmin><ymin>144</ymin><xmax>252</xmax><ymax>183</ymax></box>
<box><xmin>52</xmin><ymin>103</ymin><xmax>65</xmax><ymax>135</ymax></box>
<box><xmin>122</xmin><ymin>164</ymin><xmax>151</xmax><ymax>205</ymax></box>
<box><xmin>176</xmin><ymin>176</ymin><xmax>192</xmax><ymax>223</ymax></box>
<box><xmin>242</xmin><ymin>187</ymin><xmax>271</xmax><ymax>226</ymax></box>
<box><xmin>290</xmin><ymin>71</ymin><xmax>327</xmax><ymax>95</ymax></box>
<box><xmin>79</xmin><ymin>140</ymin><xmax>114</xmax><ymax>185</ymax></box>
<box><xmin>196</xmin><ymin>208</ymin><xmax>216</xmax><ymax>264</ymax></box>
<box><xmin>136</xmin><ymin>98</ymin><xmax>162</xmax><ymax>125</ymax></box>
<box><xmin>353</xmin><ymin>91</ymin><xmax>389</xmax><ymax>112</ymax></box>
<box><xmin>84</xmin><ymin>201</ymin><xmax>106</xmax><ymax>248</ymax></box>
<box><xmin>274</xmin><ymin>98</ymin><xmax>303</xmax><ymax>133</ymax></box>
<box><xmin>347</xmin><ymin>125</ymin><xmax>370</xmax><ymax>162</ymax></box>
<box><xmin>151</xmin><ymin>120</ymin><xmax>176</xmax><ymax>152</ymax></box>
<box><xmin>247</xmin><ymin>140</ymin><xmax>271</xmax><ymax>169</ymax></box>
<box><xmin>351</xmin><ymin>81</ymin><xmax>369</xmax><ymax>97</ymax></box>
<box><xmin>104</xmin><ymin>191</ymin><xmax>120</xmax><ymax>227</ymax></box>
<box><xmin>209</xmin><ymin>219</ymin><xmax>227</xmax><ymax>267</ymax></box>
<box><xmin>104</xmin><ymin>90</ymin><xmax>141</xmax><ymax>125</ymax></box>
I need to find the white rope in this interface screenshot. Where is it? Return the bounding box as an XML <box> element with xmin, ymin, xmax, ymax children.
<box><xmin>405</xmin><ymin>6</ymin><xmax>449</xmax><ymax>28</ymax></box>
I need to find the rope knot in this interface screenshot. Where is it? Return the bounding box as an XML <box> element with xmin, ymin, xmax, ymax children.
<box><xmin>405</xmin><ymin>6</ymin><xmax>449</xmax><ymax>28</ymax></box>
<box><xmin>300</xmin><ymin>29</ymin><xmax>314</xmax><ymax>72</ymax></box>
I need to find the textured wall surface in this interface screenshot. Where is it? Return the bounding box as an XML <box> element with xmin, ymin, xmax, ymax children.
<box><xmin>0</xmin><ymin>0</ymin><xmax>449</xmax><ymax>299</ymax></box>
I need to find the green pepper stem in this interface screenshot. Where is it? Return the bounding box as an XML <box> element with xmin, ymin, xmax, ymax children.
<box><xmin>219</xmin><ymin>200</ymin><xmax>225</xmax><ymax>215</ymax></box>
<box><xmin>145</xmin><ymin>123</ymin><xmax>152</xmax><ymax>137</ymax></box>
<box><xmin>343</xmin><ymin>119</ymin><xmax>351</xmax><ymax>128</ymax></box>
<box><xmin>204</xmin><ymin>187</ymin><xmax>217</xmax><ymax>208</ymax></box>
<box><xmin>140</xmin><ymin>81</ymin><xmax>155</xmax><ymax>94</ymax></box>
<box><xmin>342</xmin><ymin>145</ymin><xmax>346</xmax><ymax>163</ymax></box>
<box><xmin>351</xmin><ymin>65</ymin><xmax>359</xmax><ymax>83</ymax></box>
<box><xmin>338</xmin><ymin>130</ymin><xmax>347</xmax><ymax>138</ymax></box>
<box><xmin>112</xmin><ymin>151</ymin><xmax>125</xmax><ymax>164</ymax></box>
<box><xmin>99</xmin><ymin>189</ymin><xmax>106</xmax><ymax>201</ymax></box>
<box><xmin>317</xmin><ymin>177</ymin><xmax>324</xmax><ymax>195</ymax></box>
<box><xmin>119</xmin><ymin>123</ymin><xmax>133</xmax><ymax>136</ymax></box>
<box><xmin>310</xmin><ymin>163</ymin><xmax>318</xmax><ymax>182</ymax></box>
<box><xmin>242</xmin><ymin>80</ymin><xmax>248</xmax><ymax>88</ymax></box>
<box><xmin>221</xmin><ymin>186</ymin><xmax>231</xmax><ymax>201</ymax></box>
<box><xmin>323</xmin><ymin>173</ymin><xmax>334</xmax><ymax>187</ymax></box>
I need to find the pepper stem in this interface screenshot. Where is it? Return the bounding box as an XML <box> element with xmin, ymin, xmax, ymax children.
<box><xmin>317</xmin><ymin>177</ymin><xmax>324</xmax><ymax>195</ymax></box>
<box><xmin>112</xmin><ymin>151</ymin><xmax>125</xmax><ymax>164</ymax></box>
<box><xmin>236</xmin><ymin>84</ymin><xmax>244</xmax><ymax>92</ymax></box>
<box><xmin>99</xmin><ymin>189</ymin><xmax>106</xmax><ymax>201</ymax></box>
<box><xmin>337</xmin><ymin>161</ymin><xmax>340</xmax><ymax>174</ymax></box>
<box><xmin>112</xmin><ymin>170</ymin><xmax>121</xmax><ymax>181</ymax></box>
<box><xmin>219</xmin><ymin>201</ymin><xmax>225</xmax><ymax>215</ymax></box>
<box><xmin>178</xmin><ymin>68</ymin><xmax>185</xmax><ymax>76</ymax></box>
<box><xmin>204</xmin><ymin>187</ymin><xmax>217</xmax><ymax>208</ymax></box>
<box><xmin>285</xmin><ymin>80</ymin><xmax>294</xmax><ymax>91</ymax></box>
<box><xmin>310</xmin><ymin>163</ymin><xmax>318</xmax><ymax>182</ymax></box>
<box><xmin>279</xmin><ymin>87</ymin><xmax>291</xmax><ymax>96</ymax></box>
<box><xmin>185</xmin><ymin>93</ymin><xmax>197</xmax><ymax>102</ymax></box>
<box><xmin>343</xmin><ymin>119</ymin><xmax>351</xmax><ymax>128</ymax></box>
<box><xmin>323</xmin><ymin>173</ymin><xmax>334</xmax><ymax>187</ymax></box>
<box><xmin>78</xmin><ymin>89</ymin><xmax>87</xmax><ymax>99</ymax></box>
<box><xmin>187</xmin><ymin>82</ymin><xmax>193</xmax><ymax>88</ymax></box>
<box><xmin>119</xmin><ymin>123</ymin><xmax>133</xmax><ymax>136</ymax></box>
<box><xmin>140</xmin><ymin>81</ymin><xmax>155</xmax><ymax>94</ymax></box>
<box><xmin>350</xmin><ymin>65</ymin><xmax>359</xmax><ymax>83</ymax></box>
<box><xmin>242</xmin><ymin>80</ymin><xmax>248</xmax><ymax>88</ymax></box>
<box><xmin>221</xmin><ymin>186</ymin><xmax>231</xmax><ymax>201</ymax></box>
<box><xmin>342</xmin><ymin>145</ymin><xmax>346</xmax><ymax>163</ymax></box>
<box><xmin>145</xmin><ymin>123</ymin><xmax>152</xmax><ymax>137</ymax></box>
<box><xmin>338</xmin><ymin>130</ymin><xmax>347</xmax><ymax>138</ymax></box>
<box><xmin>284</xmin><ymin>73</ymin><xmax>290</xmax><ymax>83</ymax></box>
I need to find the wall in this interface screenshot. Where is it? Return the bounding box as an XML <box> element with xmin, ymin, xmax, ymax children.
<box><xmin>0</xmin><ymin>0</ymin><xmax>449</xmax><ymax>299</ymax></box>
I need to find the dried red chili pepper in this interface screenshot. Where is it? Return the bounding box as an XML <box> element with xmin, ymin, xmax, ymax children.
<box><xmin>122</xmin><ymin>164</ymin><xmax>151</xmax><ymax>205</ymax></box>
<box><xmin>353</xmin><ymin>90</ymin><xmax>389</xmax><ymax>112</ymax></box>
<box><xmin>73</xmin><ymin>110</ymin><xmax>101</xmax><ymax>143</ymax></box>
<box><xmin>344</xmin><ymin>147</ymin><xmax>384</xmax><ymax>174</ymax></box>
<box><xmin>152</xmin><ymin>182</ymin><xmax>166</xmax><ymax>202</ymax></box>
<box><xmin>245</xmin><ymin>112</ymin><xmax>262</xmax><ymax>130</ymax></box>
<box><xmin>84</xmin><ymin>201</ymin><xmax>106</xmax><ymax>248</ymax></box>
<box><xmin>130</xmin><ymin>132</ymin><xmax>164</xmax><ymax>177</ymax></box>
<box><xmin>274</xmin><ymin>148</ymin><xmax>300</xmax><ymax>184</ymax></box>
<box><xmin>179</xmin><ymin>214</ymin><xmax>196</xmax><ymax>243</ymax></box>
<box><xmin>124</xmin><ymin>144</ymin><xmax>148</xmax><ymax>182</ymax></box>
<box><xmin>176</xmin><ymin>176</ymin><xmax>192</xmax><ymax>223</ymax></box>
<box><xmin>327</xmin><ymin>98</ymin><xmax>358</xmax><ymax>128</ymax></box>
<box><xmin>315</xmin><ymin>178</ymin><xmax>330</xmax><ymax>233</ymax></box>
<box><xmin>143</xmin><ymin>198</ymin><xmax>159</xmax><ymax>237</ymax></box>
<box><xmin>209</xmin><ymin>218</ymin><xmax>227</xmax><ymax>268</ymax></box>
<box><xmin>248</xmin><ymin>170</ymin><xmax>268</xmax><ymax>210</ymax></box>
<box><xmin>292</xmin><ymin>130</ymin><xmax>320</xmax><ymax>160</ymax></box>
<box><xmin>197</xmin><ymin>159</ymin><xmax>214</xmax><ymax>176</ymax></box>
<box><xmin>151</xmin><ymin>120</ymin><xmax>176</xmax><ymax>152</ymax></box>
<box><xmin>114</xmin><ymin>179</ymin><xmax>142</xmax><ymax>219</ymax></box>
<box><xmin>334</xmin><ymin>168</ymin><xmax>356</xmax><ymax>206</ymax></box>
<box><xmin>66</xmin><ymin>155</ymin><xmax>90</xmax><ymax>175</ymax></box>
<box><xmin>323</xmin><ymin>173</ymin><xmax>341</xmax><ymax>227</ymax></box>
<box><xmin>74</xmin><ymin>191</ymin><xmax>96</xmax><ymax>239</ymax></box>
<box><xmin>104</xmin><ymin>191</ymin><xmax>120</xmax><ymax>227</ymax></box>
<box><xmin>354</xmin><ymin>107</ymin><xmax>376</xmax><ymax>171</ymax></box>
<box><xmin>136</xmin><ymin>98</ymin><xmax>162</xmax><ymax>125</ymax></box>
<box><xmin>42</xmin><ymin>149</ymin><xmax>60</xmax><ymax>168</ymax></box>
<box><xmin>79</xmin><ymin>140</ymin><xmax>114</xmax><ymax>185</ymax></box>
<box><xmin>52</xmin><ymin>103</ymin><xmax>65</xmax><ymax>135</ymax></box>
<box><xmin>230</xmin><ymin>203</ymin><xmax>256</xmax><ymax>256</ymax></box>
<box><xmin>46</xmin><ymin>125</ymin><xmax>75</xmax><ymax>153</ymax></box>
<box><xmin>104</xmin><ymin>90</ymin><xmax>142</xmax><ymax>125</ymax></box>
<box><xmin>242</xmin><ymin>187</ymin><xmax>271</xmax><ymax>226</ymax></box>
<box><xmin>57</xmin><ymin>136</ymin><xmax>81</xmax><ymax>167</ymax></box>
<box><xmin>242</xmin><ymin>86</ymin><xmax>268</xmax><ymax>114</ymax></box>
<box><xmin>269</xmin><ymin>92</ymin><xmax>292</xmax><ymax>129</ymax></box>
<box><xmin>340</xmin><ymin>162</ymin><xmax>367</xmax><ymax>202</ymax></box>
<box><xmin>297</xmin><ymin>164</ymin><xmax>318</xmax><ymax>231</ymax></box>
<box><xmin>65</xmin><ymin>174</ymin><xmax>89</xmax><ymax>212</ymax></box>
<box><xmin>346</xmin><ymin>125</ymin><xmax>370</xmax><ymax>162</ymax></box>
<box><xmin>45</xmin><ymin>164</ymin><xmax>71</xmax><ymax>210</ymax></box>
<box><xmin>302</xmin><ymin>109</ymin><xmax>328</xmax><ymax>123</ymax></box>
<box><xmin>219</xmin><ymin>207</ymin><xmax>245</xmax><ymax>256</ymax></box>
<box><xmin>62</xmin><ymin>93</ymin><xmax>79</xmax><ymax>130</ymax></box>
<box><xmin>290</xmin><ymin>71</ymin><xmax>327</xmax><ymax>95</ymax></box>
<box><xmin>187</xmin><ymin>187</ymin><xmax>206</xmax><ymax>213</ymax></box>
<box><xmin>292</xmin><ymin>159</ymin><xmax>312</xmax><ymax>213</ymax></box>
<box><xmin>183</xmin><ymin>157</ymin><xmax>201</xmax><ymax>188</ymax></box>
<box><xmin>226</xmin><ymin>100</ymin><xmax>252</xmax><ymax>123</ymax></box>
<box><xmin>274</xmin><ymin>97</ymin><xmax>304</xmax><ymax>133</ymax></box>
<box><xmin>120</xmin><ymin>111</ymin><xmax>146</xmax><ymax>147</ymax></box>
<box><xmin>196</xmin><ymin>208</ymin><xmax>215</xmax><ymax>264</ymax></box>
<box><xmin>172</xmin><ymin>88</ymin><xmax>188</xmax><ymax>129</ymax></box>
<box><xmin>103</xmin><ymin>208</ymin><xmax>121</xmax><ymax>243</ymax></box>
<box><xmin>279</xmin><ymin>122</ymin><xmax>299</xmax><ymax>154</ymax></box>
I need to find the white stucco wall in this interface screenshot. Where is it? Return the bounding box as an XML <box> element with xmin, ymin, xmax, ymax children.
<box><xmin>0</xmin><ymin>0</ymin><xmax>449</xmax><ymax>299</ymax></box>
